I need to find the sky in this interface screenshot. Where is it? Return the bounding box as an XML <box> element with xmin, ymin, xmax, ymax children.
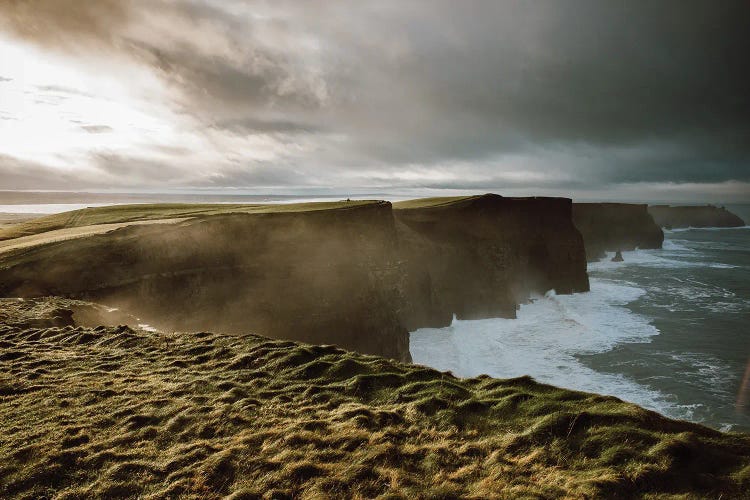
<box><xmin>0</xmin><ymin>1</ymin><xmax>748</xmax><ymax>202</ymax></box>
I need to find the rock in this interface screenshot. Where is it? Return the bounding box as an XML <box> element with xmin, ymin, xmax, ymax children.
<box><xmin>611</xmin><ymin>251</ymin><xmax>624</xmax><ymax>262</ymax></box>
<box><xmin>572</xmin><ymin>203</ymin><xmax>663</xmax><ymax>262</ymax></box>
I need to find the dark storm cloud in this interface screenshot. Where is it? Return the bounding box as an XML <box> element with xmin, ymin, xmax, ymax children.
<box><xmin>323</xmin><ymin>1</ymin><xmax>750</xmax><ymax>171</ymax></box>
<box><xmin>0</xmin><ymin>0</ymin><xmax>748</xmax><ymax>194</ymax></box>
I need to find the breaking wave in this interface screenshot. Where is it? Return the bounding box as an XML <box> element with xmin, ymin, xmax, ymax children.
<box><xmin>410</xmin><ymin>280</ymin><xmax>697</xmax><ymax>420</ymax></box>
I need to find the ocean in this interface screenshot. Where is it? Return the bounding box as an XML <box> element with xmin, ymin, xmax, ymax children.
<box><xmin>412</xmin><ymin>205</ymin><xmax>750</xmax><ymax>432</ymax></box>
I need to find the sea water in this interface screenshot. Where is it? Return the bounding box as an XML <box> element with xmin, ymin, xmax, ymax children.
<box><xmin>411</xmin><ymin>207</ymin><xmax>750</xmax><ymax>432</ymax></box>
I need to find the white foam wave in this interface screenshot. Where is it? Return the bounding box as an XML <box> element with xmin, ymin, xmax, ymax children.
<box><xmin>410</xmin><ymin>280</ymin><xmax>694</xmax><ymax>419</ymax></box>
<box><xmin>588</xmin><ymin>248</ymin><xmax>738</xmax><ymax>272</ymax></box>
<box><xmin>661</xmin><ymin>239</ymin><xmax>694</xmax><ymax>252</ymax></box>
<box><xmin>588</xmin><ymin>249</ymin><xmax>688</xmax><ymax>271</ymax></box>
<box><xmin>667</xmin><ymin>352</ymin><xmax>732</xmax><ymax>397</ymax></box>
<box><xmin>665</xmin><ymin>226</ymin><xmax>750</xmax><ymax>233</ymax></box>
<box><xmin>646</xmin><ymin>276</ymin><xmax>746</xmax><ymax>313</ymax></box>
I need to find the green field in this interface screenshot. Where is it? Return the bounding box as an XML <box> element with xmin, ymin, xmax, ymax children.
<box><xmin>1</xmin><ymin>298</ymin><xmax>749</xmax><ymax>499</ymax></box>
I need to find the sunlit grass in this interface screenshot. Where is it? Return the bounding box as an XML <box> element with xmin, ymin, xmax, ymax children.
<box><xmin>1</xmin><ymin>298</ymin><xmax>749</xmax><ymax>498</ymax></box>
<box><xmin>392</xmin><ymin>196</ymin><xmax>480</xmax><ymax>210</ymax></box>
<box><xmin>0</xmin><ymin>200</ymin><xmax>385</xmax><ymax>241</ymax></box>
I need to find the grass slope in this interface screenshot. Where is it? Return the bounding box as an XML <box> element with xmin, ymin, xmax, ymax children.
<box><xmin>0</xmin><ymin>219</ymin><xmax>193</xmax><ymax>256</ymax></box>
<box><xmin>392</xmin><ymin>196</ymin><xmax>481</xmax><ymax>210</ymax></box>
<box><xmin>1</xmin><ymin>299</ymin><xmax>749</xmax><ymax>499</ymax></box>
<box><xmin>0</xmin><ymin>201</ymin><xmax>383</xmax><ymax>241</ymax></box>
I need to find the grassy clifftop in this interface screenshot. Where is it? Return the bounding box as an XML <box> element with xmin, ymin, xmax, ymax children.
<box><xmin>392</xmin><ymin>196</ymin><xmax>481</xmax><ymax>210</ymax></box>
<box><xmin>1</xmin><ymin>298</ymin><xmax>749</xmax><ymax>499</ymax></box>
<box><xmin>0</xmin><ymin>200</ymin><xmax>383</xmax><ymax>241</ymax></box>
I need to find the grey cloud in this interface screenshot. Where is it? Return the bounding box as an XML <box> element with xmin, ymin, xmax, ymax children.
<box><xmin>214</xmin><ymin>117</ymin><xmax>323</xmax><ymax>135</ymax></box>
<box><xmin>91</xmin><ymin>153</ymin><xmax>193</xmax><ymax>185</ymax></box>
<box><xmin>0</xmin><ymin>153</ymin><xmax>191</xmax><ymax>190</ymax></box>
<box><xmin>0</xmin><ymin>155</ymin><xmax>86</xmax><ymax>190</ymax></box>
<box><xmin>37</xmin><ymin>85</ymin><xmax>94</xmax><ymax>98</ymax></box>
<box><xmin>206</xmin><ymin>164</ymin><xmax>308</xmax><ymax>188</ymax></box>
<box><xmin>81</xmin><ymin>125</ymin><xmax>113</xmax><ymax>134</ymax></box>
<box><xmin>0</xmin><ymin>1</ymin><xmax>749</xmax><ymax>196</ymax></box>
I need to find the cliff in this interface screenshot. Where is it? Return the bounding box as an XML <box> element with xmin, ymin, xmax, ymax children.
<box><xmin>0</xmin><ymin>196</ymin><xmax>589</xmax><ymax>360</ymax></box>
<box><xmin>573</xmin><ymin>203</ymin><xmax>664</xmax><ymax>261</ymax></box>
<box><xmin>394</xmin><ymin>195</ymin><xmax>589</xmax><ymax>329</ymax></box>
<box><xmin>2</xmin><ymin>297</ymin><xmax>749</xmax><ymax>499</ymax></box>
<box><xmin>0</xmin><ymin>201</ymin><xmax>411</xmax><ymax>362</ymax></box>
<box><xmin>649</xmin><ymin>205</ymin><xmax>746</xmax><ymax>228</ymax></box>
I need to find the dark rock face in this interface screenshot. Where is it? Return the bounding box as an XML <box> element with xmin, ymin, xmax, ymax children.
<box><xmin>572</xmin><ymin>203</ymin><xmax>664</xmax><ymax>261</ymax></box>
<box><xmin>611</xmin><ymin>251</ymin><xmax>624</xmax><ymax>262</ymax></box>
<box><xmin>648</xmin><ymin>205</ymin><xmax>746</xmax><ymax>228</ymax></box>
<box><xmin>395</xmin><ymin>195</ymin><xmax>590</xmax><ymax>330</ymax></box>
<box><xmin>0</xmin><ymin>196</ymin><xmax>590</xmax><ymax>360</ymax></box>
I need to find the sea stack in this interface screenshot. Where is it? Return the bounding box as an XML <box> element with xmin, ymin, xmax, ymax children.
<box><xmin>611</xmin><ymin>250</ymin><xmax>624</xmax><ymax>262</ymax></box>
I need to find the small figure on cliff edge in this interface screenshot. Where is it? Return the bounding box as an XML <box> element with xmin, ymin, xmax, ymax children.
<box><xmin>611</xmin><ymin>250</ymin><xmax>624</xmax><ymax>262</ymax></box>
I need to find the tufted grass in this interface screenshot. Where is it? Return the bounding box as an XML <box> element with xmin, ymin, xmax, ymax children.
<box><xmin>1</xmin><ymin>298</ymin><xmax>749</xmax><ymax>499</ymax></box>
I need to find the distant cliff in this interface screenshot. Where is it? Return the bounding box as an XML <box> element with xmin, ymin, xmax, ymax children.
<box><xmin>573</xmin><ymin>203</ymin><xmax>664</xmax><ymax>261</ymax></box>
<box><xmin>0</xmin><ymin>195</ymin><xmax>589</xmax><ymax>360</ymax></box>
<box><xmin>649</xmin><ymin>205</ymin><xmax>746</xmax><ymax>229</ymax></box>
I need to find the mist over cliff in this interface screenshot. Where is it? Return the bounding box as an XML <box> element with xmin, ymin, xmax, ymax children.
<box><xmin>0</xmin><ymin>195</ymin><xmax>589</xmax><ymax>361</ymax></box>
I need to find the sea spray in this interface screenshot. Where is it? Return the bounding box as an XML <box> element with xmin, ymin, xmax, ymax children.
<box><xmin>410</xmin><ymin>279</ymin><xmax>696</xmax><ymax>420</ymax></box>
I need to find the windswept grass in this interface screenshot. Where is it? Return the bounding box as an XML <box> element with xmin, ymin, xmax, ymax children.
<box><xmin>0</xmin><ymin>200</ymin><xmax>384</xmax><ymax>241</ymax></box>
<box><xmin>392</xmin><ymin>196</ymin><xmax>481</xmax><ymax>210</ymax></box>
<box><xmin>1</xmin><ymin>298</ymin><xmax>749</xmax><ymax>499</ymax></box>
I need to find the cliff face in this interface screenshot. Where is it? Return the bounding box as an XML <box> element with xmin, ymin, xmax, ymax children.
<box><xmin>649</xmin><ymin>205</ymin><xmax>746</xmax><ymax>228</ymax></box>
<box><xmin>572</xmin><ymin>203</ymin><xmax>664</xmax><ymax>261</ymax></box>
<box><xmin>394</xmin><ymin>195</ymin><xmax>590</xmax><ymax>330</ymax></box>
<box><xmin>0</xmin><ymin>196</ymin><xmax>589</xmax><ymax>359</ymax></box>
<box><xmin>0</xmin><ymin>202</ymin><xmax>411</xmax><ymax>362</ymax></box>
